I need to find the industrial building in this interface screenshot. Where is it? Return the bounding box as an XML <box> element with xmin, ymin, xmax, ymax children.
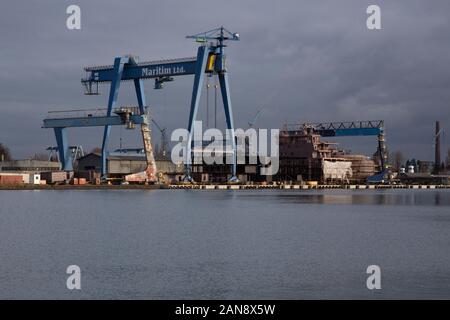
<box><xmin>0</xmin><ymin>159</ymin><xmax>60</xmax><ymax>172</ymax></box>
<box><xmin>394</xmin><ymin>121</ymin><xmax>450</xmax><ymax>185</ymax></box>
<box><xmin>76</xmin><ymin>152</ymin><xmax>183</xmax><ymax>183</ymax></box>
<box><xmin>190</xmin><ymin>160</ymin><xmax>266</xmax><ymax>183</ymax></box>
<box><xmin>0</xmin><ymin>159</ymin><xmax>62</xmax><ymax>185</ymax></box>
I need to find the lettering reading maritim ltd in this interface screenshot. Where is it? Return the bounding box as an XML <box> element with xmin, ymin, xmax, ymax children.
<box><xmin>142</xmin><ymin>66</ymin><xmax>186</xmax><ymax>77</ymax></box>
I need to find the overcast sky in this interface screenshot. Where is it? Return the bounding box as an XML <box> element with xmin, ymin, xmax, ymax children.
<box><xmin>0</xmin><ymin>0</ymin><xmax>449</xmax><ymax>160</ymax></box>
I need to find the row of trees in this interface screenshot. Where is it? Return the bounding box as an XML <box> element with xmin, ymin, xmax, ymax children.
<box><xmin>0</xmin><ymin>143</ymin><xmax>12</xmax><ymax>161</ymax></box>
<box><xmin>0</xmin><ymin>143</ymin><xmax>104</xmax><ymax>162</ymax></box>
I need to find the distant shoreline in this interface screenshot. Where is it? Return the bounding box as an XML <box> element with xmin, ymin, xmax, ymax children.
<box><xmin>0</xmin><ymin>184</ymin><xmax>165</xmax><ymax>191</ymax></box>
<box><xmin>1</xmin><ymin>184</ymin><xmax>449</xmax><ymax>191</ymax></box>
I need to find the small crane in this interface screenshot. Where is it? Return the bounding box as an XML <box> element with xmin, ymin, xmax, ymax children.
<box><xmin>151</xmin><ymin>118</ymin><xmax>168</xmax><ymax>159</ymax></box>
<box><xmin>248</xmin><ymin>110</ymin><xmax>262</xmax><ymax>128</ymax></box>
<box><xmin>186</xmin><ymin>26</ymin><xmax>240</xmax><ymax>44</ymax></box>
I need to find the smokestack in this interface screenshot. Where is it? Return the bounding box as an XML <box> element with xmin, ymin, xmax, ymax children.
<box><xmin>435</xmin><ymin>121</ymin><xmax>441</xmax><ymax>173</ymax></box>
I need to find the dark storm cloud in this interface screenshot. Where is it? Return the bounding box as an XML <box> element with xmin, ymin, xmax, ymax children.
<box><xmin>0</xmin><ymin>0</ymin><xmax>449</xmax><ymax>160</ymax></box>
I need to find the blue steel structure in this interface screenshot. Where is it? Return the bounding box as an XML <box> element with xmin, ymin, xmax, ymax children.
<box><xmin>43</xmin><ymin>107</ymin><xmax>149</xmax><ymax>174</ymax></box>
<box><xmin>305</xmin><ymin>120</ymin><xmax>383</xmax><ymax>137</ymax></box>
<box><xmin>46</xmin><ymin>145</ymin><xmax>84</xmax><ymax>167</ymax></box>
<box><xmin>43</xmin><ymin>27</ymin><xmax>240</xmax><ymax>182</ymax></box>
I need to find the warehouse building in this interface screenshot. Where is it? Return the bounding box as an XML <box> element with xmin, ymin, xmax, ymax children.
<box><xmin>0</xmin><ymin>159</ymin><xmax>60</xmax><ymax>172</ymax></box>
<box><xmin>0</xmin><ymin>159</ymin><xmax>61</xmax><ymax>185</ymax></box>
<box><xmin>76</xmin><ymin>152</ymin><xmax>184</xmax><ymax>182</ymax></box>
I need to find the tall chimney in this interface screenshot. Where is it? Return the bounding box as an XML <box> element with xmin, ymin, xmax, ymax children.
<box><xmin>435</xmin><ymin>121</ymin><xmax>441</xmax><ymax>173</ymax></box>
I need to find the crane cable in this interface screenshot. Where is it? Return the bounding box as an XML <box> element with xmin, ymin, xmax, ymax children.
<box><xmin>206</xmin><ymin>76</ymin><xmax>210</xmax><ymax>128</ymax></box>
<box><xmin>214</xmin><ymin>76</ymin><xmax>218</xmax><ymax>128</ymax></box>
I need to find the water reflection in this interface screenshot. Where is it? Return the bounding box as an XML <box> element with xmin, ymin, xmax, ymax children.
<box><xmin>242</xmin><ymin>190</ymin><xmax>450</xmax><ymax>206</ymax></box>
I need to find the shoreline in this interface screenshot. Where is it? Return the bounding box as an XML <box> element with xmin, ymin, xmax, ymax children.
<box><xmin>0</xmin><ymin>184</ymin><xmax>165</xmax><ymax>191</ymax></box>
<box><xmin>1</xmin><ymin>184</ymin><xmax>449</xmax><ymax>191</ymax></box>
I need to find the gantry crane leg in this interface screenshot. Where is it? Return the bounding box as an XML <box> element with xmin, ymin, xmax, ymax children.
<box><xmin>218</xmin><ymin>72</ymin><xmax>238</xmax><ymax>182</ymax></box>
<box><xmin>101</xmin><ymin>56</ymin><xmax>128</xmax><ymax>177</ymax></box>
<box><xmin>184</xmin><ymin>45</ymin><xmax>209</xmax><ymax>182</ymax></box>
<box><xmin>54</xmin><ymin>127</ymin><xmax>73</xmax><ymax>171</ymax></box>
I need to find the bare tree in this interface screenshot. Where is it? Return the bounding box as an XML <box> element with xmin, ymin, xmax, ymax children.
<box><xmin>391</xmin><ymin>151</ymin><xmax>404</xmax><ymax>171</ymax></box>
<box><xmin>31</xmin><ymin>153</ymin><xmax>49</xmax><ymax>161</ymax></box>
<box><xmin>0</xmin><ymin>143</ymin><xmax>12</xmax><ymax>161</ymax></box>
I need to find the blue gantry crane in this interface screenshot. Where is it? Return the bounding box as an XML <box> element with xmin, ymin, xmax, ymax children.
<box><xmin>43</xmin><ymin>27</ymin><xmax>240</xmax><ymax>182</ymax></box>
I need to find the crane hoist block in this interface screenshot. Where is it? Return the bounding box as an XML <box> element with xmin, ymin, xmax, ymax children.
<box><xmin>206</xmin><ymin>53</ymin><xmax>216</xmax><ymax>73</ymax></box>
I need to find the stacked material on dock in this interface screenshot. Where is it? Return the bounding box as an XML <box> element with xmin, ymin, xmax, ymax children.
<box><xmin>322</xmin><ymin>160</ymin><xmax>352</xmax><ymax>181</ymax></box>
<box><xmin>0</xmin><ymin>172</ymin><xmax>31</xmax><ymax>184</ymax></box>
<box><xmin>40</xmin><ymin>171</ymin><xmax>67</xmax><ymax>184</ymax></box>
<box><xmin>0</xmin><ymin>174</ymin><xmax>23</xmax><ymax>185</ymax></box>
<box><xmin>71</xmin><ymin>177</ymin><xmax>87</xmax><ymax>185</ymax></box>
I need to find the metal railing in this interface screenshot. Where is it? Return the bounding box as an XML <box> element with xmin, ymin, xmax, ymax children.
<box><xmin>46</xmin><ymin>108</ymin><xmax>108</xmax><ymax>119</ymax></box>
<box><xmin>46</xmin><ymin>106</ymin><xmax>146</xmax><ymax>120</ymax></box>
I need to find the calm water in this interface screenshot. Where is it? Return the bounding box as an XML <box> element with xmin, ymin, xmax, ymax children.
<box><xmin>0</xmin><ymin>189</ymin><xmax>449</xmax><ymax>299</ymax></box>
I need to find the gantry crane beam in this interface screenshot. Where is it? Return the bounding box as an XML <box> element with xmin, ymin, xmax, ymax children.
<box><xmin>285</xmin><ymin>120</ymin><xmax>383</xmax><ymax>136</ymax></box>
<box><xmin>308</xmin><ymin>120</ymin><xmax>383</xmax><ymax>137</ymax></box>
<box><xmin>82</xmin><ymin>57</ymin><xmax>197</xmax><ymax>93</ymax></box>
